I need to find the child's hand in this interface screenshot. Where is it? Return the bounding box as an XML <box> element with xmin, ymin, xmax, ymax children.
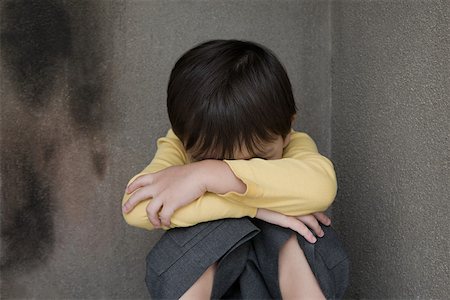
<box><xmin>123</xmin><ymin>164</ymin><xmax>207</xmax><ymax>228</ymax></box>
<box><xmin>255</xmin><ymin>208</ymin><xmax>331</xmax><ymax>243</ymax></box>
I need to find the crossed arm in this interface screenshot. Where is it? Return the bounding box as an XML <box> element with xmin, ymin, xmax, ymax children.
<box><xmin>121</xmin><ymin>128</ymin><xmax>337</xmax><ymax>238</ymax></box>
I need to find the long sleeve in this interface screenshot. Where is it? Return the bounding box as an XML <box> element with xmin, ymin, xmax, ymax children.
<box><xmin>121</xmin><ymin>129</ymin><xmax>257</xmax><ymax>230</ymax></box>
<box><xmin>121</xmin><ymin>129</ymin><xmax>337</xmax><ymax>231</ymax></box>
<box><xmin>221</xmin><ymin>131</ymin><xmax>337</xmax><ymax>215</ymax></box>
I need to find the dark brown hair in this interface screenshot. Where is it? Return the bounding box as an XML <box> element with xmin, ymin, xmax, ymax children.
<box><xmin>167</xmin><ymin>39</ymin><xmax>297</xmax><ymax>160</ymax></box>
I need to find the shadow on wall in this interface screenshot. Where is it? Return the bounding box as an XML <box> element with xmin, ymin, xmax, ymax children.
<box><xmin>0</xmin><ymin>0</ymin><xmax>114</xmax><ymax>294</ymax></box>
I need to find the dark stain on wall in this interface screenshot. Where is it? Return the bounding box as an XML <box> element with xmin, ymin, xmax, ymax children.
<box><xmin>0</xmin><ymin>0</ymin><xmax>72</xmax><ymax>109</ymax></box>
<box><xmin>43</xmin><ymin>142</ymin><xmax>57</xmax><ymax>164</ymax></box>
<box><xmin>1</xmin><ymin>0</ymin><xmax>109</xmax><ymax>138</ymax></box>
<box><xmin>69</xmin><ymin>83</ymin><xmax>105</xmax><ymax>132</ymax></box>
<box><xmin>65</xmin><ymin>2</ymin><xmax>108</xmax><ymax>137</ymax></box>
<box><xmin>91</xmin><ymin>147</ymin><xmax>108</xmax><ymax>179</ymax></box>
<box><xmin>0</xmin><ymin>153</ymin><xmax>55</xmax><ymax>271</ymax></box>
<box><xmin>0</xmin><ymin>0</ymin><xmax>112</xmax><ymax>282</ymax></box>
<box><xmin>65</xmin><ymin>1</ymin><xmax>110</xmax><ymax>178</ymax></box>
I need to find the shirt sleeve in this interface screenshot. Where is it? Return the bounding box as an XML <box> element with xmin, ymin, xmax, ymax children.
<box><xmin>121</xmin><ymin>129</ymin><xmax>257</xmax><ymax>231</ymax></box>
<box><xmin>221</xmin><ymin>130</ymin><xmax>337</xmax><ymax>215</ymax></box>
<box><xmin>121</xmin><ymin>128</ymin><xmax>337</xmax><ymax>231</ymax></box>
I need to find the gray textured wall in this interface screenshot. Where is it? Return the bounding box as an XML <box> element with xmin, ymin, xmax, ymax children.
<box><xmin>1</xmin><ymin>1</ymin><xmax>331</xmax><ymax>299</ymax></box>
<box><xmin>331</xmin><ymin>1</ymin><xmax>450</xmax><ymax>298</ymax></box>
<box><xmin>1</xmin><ymin>0</ymin><xmax>448</xmax><ymax>299</ymax></box>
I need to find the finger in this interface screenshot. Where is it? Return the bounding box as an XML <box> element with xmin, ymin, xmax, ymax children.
<box><xmin>123</xmin><ymin>186</ymin><xmax>154</xmax><ymax>213</ymax></box>
<box><xmin>254</xmin><ymin>210</ymin><xmax>316</xmax><ymax>243</ymax></box>
<box><xmin>158</xmin><ymin>205</ymin><xmax>175</xmax><ymax>227</ymax></box>
<box><xmin>297</xmin><ymin>215</ymin><xmax>324</xmax><ymax>238</ymax></box>
<box><xmin>127</xmin><ymin>173</ymin><xmax>153</xmax><ymax>194</ymax></box>
<box><xmin>257</xmin><ymin>208</ymin><xmax>288</xmax><ymax>225</ymax></box>
<box><xmin>314</xmin><ymin>212</ymin><xmax>331</xmax><ymax>226</ymax></box>
<box><xmin>146</xmin><ymin>198</ymin><xmax>163</xmax><ymax>228</ymax></box>
<box><xmin>288</xmin><ymin>218</ymin><xmax>317</xmax><ymax>243</ymax></box>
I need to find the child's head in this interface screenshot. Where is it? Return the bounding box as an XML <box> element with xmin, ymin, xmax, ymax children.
<box><xmin>166</xmin><ymin>39</ymin><xmax>297</xmax><ymax>161</ymax></box>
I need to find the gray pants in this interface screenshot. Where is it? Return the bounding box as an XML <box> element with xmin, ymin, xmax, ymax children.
<box><xmin>145</xmin><ymin>217</ymin><xmax>349</xmax><ymax>299</ymax></box>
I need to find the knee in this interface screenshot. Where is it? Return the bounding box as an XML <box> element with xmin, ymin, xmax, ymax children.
<box><xmin>179</xmin><ymin>261</ymin><xmax>218</xmax><ymax>300</ymax></box>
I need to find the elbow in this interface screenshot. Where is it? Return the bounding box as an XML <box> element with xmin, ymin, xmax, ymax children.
<box><xmin>122</xmin><ymin>210</ymin><xmax>137</xmax><ymax>227</ymax></box>
<box><xmin>122</xmin><ymin>210</ymin><xmax>154</xmax><ymax>231</ymax></box>
<box><xmin>315</xmin><ymin>156</ymin><xmax>338</xmax><ymax>211</ymax></box>
<box><xmin>308</xmin><ymin>163</ymin><xmax>337</xmax><ymax>212</ymax></box>
<box><xmin>121</xmin><ymin>194</ymin><xmax>135</xmax><ymax>226</ymax></box>
<box><xmin>321</xmin><ymin>177</ymin><xmax>337</xmax><ymax>211</ymax></box>
<box><xmin>318</xmin><ymin>170</ymin><xmax>337</xmax><ymax>211</ymax></box>
<box><xmin>121</xmin><ymin>194</ymin><xmax>152</xmax><ymax>230</ymax></box>
<box><xmin>121</xmin><ymin>174</ymin><xmax>156</xmax><ymax>230</ymax></box>
<box><xmin>122</xmin><ymin>207</ymin><xmax>140</xmax><ymax>228</ymax></box>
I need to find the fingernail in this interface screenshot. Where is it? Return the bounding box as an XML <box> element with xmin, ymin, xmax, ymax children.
<box><xmin>122</xmin><ymin>205</ymin><xmax>127</xmax><ymax>213</ymax></box>
<box><xmin>319</xmin><ymin>231</ymin><xmax>324</xmax><ymax>237</ymax></box>
<box><xmin>311</xmin><ymin>237</ymin><xmax>317</xmax><ymax>243</ymax></box>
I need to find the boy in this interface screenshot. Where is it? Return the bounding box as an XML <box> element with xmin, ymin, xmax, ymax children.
<box><xmin>122</xmin><ymin>39</ymin><xmax>349</xmax><ymax>299</ymax></box>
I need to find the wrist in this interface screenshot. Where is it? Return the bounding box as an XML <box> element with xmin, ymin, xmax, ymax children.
<box><xmin>194</xmin><ymin>160</ymin><xmax>223</xmax><ymax>193</ymax></box>
<box><xmin>195</xmin><ymin>160</ymin><xmax>246</xmax><ymax>194</ymax></box>
<box><xmin>188</xmin><ymin>161</ymin><xmax>209</xmax><ymax>194</ymax></box>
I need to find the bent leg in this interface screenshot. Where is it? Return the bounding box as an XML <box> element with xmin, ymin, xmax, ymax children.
<box><xmin>249</xmin><ymin>219</ymin><xmax>349</xmax><ymax>299</ymax></box>
<box><xmin>179</xmin><ymin>261</ymin><xmax>218</xmax><ymax>300</ymax></box>
<box><xmin>146</xmin><ymin>218</ymin><xmax>260</xmax><ymax>299</ymax></box>
<box><xmin>278</xmin><ymin>233</ymin><xmax>325</xmax><ymax>300</ymax></box>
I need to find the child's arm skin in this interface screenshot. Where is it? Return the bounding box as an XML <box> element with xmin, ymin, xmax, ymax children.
<box><xmin>125</xmin><ymin>160</ymin><xmax>246</xmax><ymax>225</ymax></box>
<box><xmin>121</xmin><ymin>130</ymin><xmax>259</xmax><ymax>229</ymax></box>
<box><xmin>125</xmin><ymin>160</ymin><xmax>330</xmax><ymax>243</ymax></box>
<box><xmin>122</xmin><ymin>129</ymin><xmax>336</xmax><ymax>242</ymax></box>
<box><xmin>122</xmin><ymin>129</ymin><xmax>336</xmax><ymax>222</ymax></box>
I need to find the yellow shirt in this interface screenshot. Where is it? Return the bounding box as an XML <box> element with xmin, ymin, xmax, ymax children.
<box><xmin>122</xmin><ymin>129</ymin><xmax>337</xmax><ymax>230</ymax></box>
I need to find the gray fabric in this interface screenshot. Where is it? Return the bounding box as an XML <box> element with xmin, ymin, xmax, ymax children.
<box><xmin>145</xmin><ymin>218</ymin><xmax>261</xmax><ymax>299</ymax></box>
<box><xmin>145</xmin><ymin>217</ymin><xmax>349</xmax><ymax>299</ymax></box>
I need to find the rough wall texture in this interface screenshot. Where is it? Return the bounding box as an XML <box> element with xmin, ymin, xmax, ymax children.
<box><xmin>0</xmin><ymin>1</ymin><xmax>331</xmax><ymax>299</ymax></box>
<box><xmin>331</xmin><ymin>1</ymin><xmax>449</xmax><ymax>298</ymax></box>
<box><xmin>1</xmin><ymin>0</ymin><xmax>448</xmax><ymax>298</ymax></box>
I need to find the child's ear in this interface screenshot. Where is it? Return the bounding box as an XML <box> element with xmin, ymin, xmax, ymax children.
<box><xmin>290</xmin><ymin>113</ymin><xmax>297</xmax><ymax>127</ymax></box>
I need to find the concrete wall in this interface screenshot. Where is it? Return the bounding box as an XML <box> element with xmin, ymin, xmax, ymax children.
<box><xmin>1</xmin><ymin>0</ymin><xmax>448</xmax><ymax>299</ymax></box>
<box><xmin>331</xmin><ymin>1</ymin><xmax>449</xmax><ymax>298</ymax></box>
<box><xmin>0</xmin><ymin>1</ymin><xmax>331</xmax><ymax>299</ymax></box>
